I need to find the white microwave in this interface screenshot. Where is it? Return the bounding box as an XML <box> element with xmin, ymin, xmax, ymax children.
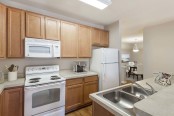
<box><xmin>25</xmin><ymin>38</ymin><xmax>60</xmax><ymax>58</ymax></box>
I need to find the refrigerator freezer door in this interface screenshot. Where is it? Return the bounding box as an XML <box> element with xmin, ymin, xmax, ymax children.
<box><xmin>102</xmin><ymin>48</ymin><xmax>119</xmax><ymax>63</ymax></box>
<box><xmin>101</xmin><ymin>63</ymin><xmax>119</xmax><ymax>90</ymax></box>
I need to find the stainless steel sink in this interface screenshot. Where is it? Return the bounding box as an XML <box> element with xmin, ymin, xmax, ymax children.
<box><xmin>122</xmin><ymin>85</ymin><xmax>152</xmax><ymax>98</ymax></box>
<box><xmin>103</xmin><ymin>91</ymin><xmax>140</xmax><ymax>109</ymax></box>
<box><xmin>96</xmin><ymin>84</ymin><xmax>156</xmax><ymax>115</ymax></box>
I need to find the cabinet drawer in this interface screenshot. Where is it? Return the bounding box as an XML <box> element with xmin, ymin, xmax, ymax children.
<box><xmin>84</xmin><ymin>76</ymin><xmax>98</xmax><ymax>83</ymax></box>
<box><xmin>66</xmin><ymin>78</ymin><xmax>83</xmax><ymax>86</ymax></box>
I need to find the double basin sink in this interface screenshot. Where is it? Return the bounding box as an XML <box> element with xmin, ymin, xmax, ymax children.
<box><xmin>97</xmin><ymin>84</ymin><xmax>154</xmax><ymax>115</ymax></box>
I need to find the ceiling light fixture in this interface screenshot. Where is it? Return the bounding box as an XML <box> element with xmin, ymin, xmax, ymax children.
<box><xmin>79</xmin><ymin>0</ymin><xmax>112</xmax><ymax>10</ymax></box>
<box><xmin>133</xmin><ymin>39</ymin><xmax>139</xmax><ymax>52</ymax></box>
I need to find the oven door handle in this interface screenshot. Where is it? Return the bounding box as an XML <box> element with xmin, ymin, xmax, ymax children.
<box><xmin>25</xmin><ymin>81</ymin><xmax>65</xmax><ymax>91</ymax></box>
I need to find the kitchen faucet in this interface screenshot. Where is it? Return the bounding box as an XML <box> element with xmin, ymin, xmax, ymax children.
<box><xmin>146</xmin><ymin>82</ymin><xmax>156</xmax><ymax>94</ymax></box>
<box><xmin>134</xmin><ymin>83</ymin><xmax>150</xmax><ymax>96</ymax></box>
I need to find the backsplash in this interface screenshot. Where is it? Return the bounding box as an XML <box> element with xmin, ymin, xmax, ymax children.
<box><xmin>0</xmin><ymin>58</ymin><xmax>90</xmax><ymax>75</ymax></box>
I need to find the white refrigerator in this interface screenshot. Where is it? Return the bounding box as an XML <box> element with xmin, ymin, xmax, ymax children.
<box><xmin>90</xmin><ymin>48</ymin><xmax>119</xmax><ymax>91</ymax></box>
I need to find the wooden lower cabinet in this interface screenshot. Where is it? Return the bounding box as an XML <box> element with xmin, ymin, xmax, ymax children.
<box><xmin>0</xmin><ymin>92</ymin><xmax>3</xmax><ymax>116</ymax></box>
<box><xmin>66</xmin><ymin>76</ymin><xmax>98</xmax><ymax>113</ymax></box>
<box><xmin>66</xmin><ymin>84</ymin><xmax>83</xmax><ymax>111</ymax></box>
<box><xmin>2</xmin><ymin>86</ymin><xmax>23</xmax><ymax>116</ymax></box>
<box><xmin>84</xmin><ymin>81</ymin><xmax>98</xmax><ymax>104</ymax></box>
<box><xmin>93</xmin><ymin>102</ymin><xmax>114</xmax><ymax>116</ymax></box>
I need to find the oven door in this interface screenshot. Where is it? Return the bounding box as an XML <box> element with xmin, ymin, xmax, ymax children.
<box><xmin>24</xmin><ymin>81</ymin><xmax>65</xmax><ymax>116</ymax></box>
<box><xmin>25</xmin><ymin>43</ymin><xmax>53</xmax><ymax>58</ymax></box>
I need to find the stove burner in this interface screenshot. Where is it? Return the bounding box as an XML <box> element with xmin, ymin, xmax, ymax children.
<box><xmin>29</xmin><ymin>80</ymin><xmax>39</xmax><ymax>83</ymax></box>
<box><xmin>50</xmin><ymin>76</ymin><xmax>61</xmax><ymax>80</ymax></box>
<box><xmin>29</xmin><ymin>78</ymin><xmax>41</xmax><ymax>81</ymax></box>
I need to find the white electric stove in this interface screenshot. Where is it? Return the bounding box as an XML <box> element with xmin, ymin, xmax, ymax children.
<box><xmin>24</xmin><ymin>65</ymin><xmax>65</xmax><ymax>116</ymax></box>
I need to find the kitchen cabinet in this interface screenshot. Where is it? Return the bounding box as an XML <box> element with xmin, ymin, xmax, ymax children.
<box><xmin>7</xmin><ymin>7</ymin><xmax>25</xmax><ymax>58</ymax></box>
<box><xmin>0</xmin><ymin>4</ymin><xmax>6</xmax><ymax>58</ymax></box>
<box><xmin>84</xmin><ymin>76</ymin><xmax>98</xmax><ymax>104</ymax></box>
<box><xmin>0</xmin><ymin>92</ymin><xmax>3</xmax><ymax>116</ymax></box>
<box><xmin>78</xmin><ymin>25</ymin><xmax>91</xmax><ymax>58</ymax></box>
<box><xmin>3</xmin><ymin>86</ymin><xmax>23</xmax><ymax>116</ymax></box>
<box><xmin>92</xmin><ymin>102</ymin><xmax>114</xmax><ymax>116</ymax></box>
<box><xmin>91</xmin><ymin>28</ymin><xmax>109</xmax><ymax>47</ymax></box>
<box><xmin>66</xmin><ymin>76</ymin><xmax>98</xmax><ymax>113</ymax></box>
<box><xmin>61</xmin><ymin>21</ymin><xmax>78</xmax><ymax>57</ymax></box>
<box><xmin>45</xmin><ymin>17</ymin><xmax>60</xmax><ymax>40</ymax></box>
<box><xmin>91</xmin><ymin>28</ymin><xmax>100</xmax><ymax>46</ymax></box>
<box><xmin>26</xmin><ymin>12</ymin><xmax>45</xmax><ymax>39</ymax></box>
<box><xmin>66</xmin><ymin>78</ymin><xmax>83</xmax><ymax>112</ymax></box>
<box><xmin>100</xmin><ymin>30</ymin><xmax>109</xmax><ymax>47</ymax></box>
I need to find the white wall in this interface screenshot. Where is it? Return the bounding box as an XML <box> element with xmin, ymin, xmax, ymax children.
<box><xmin>105</xmin><ymin>21</ymin><xmax>122</xmax><ymax>83</ymax></box>
<box><xmin>144</xmin><ymin>20</ymin><xmax>174</xmax><ymax>78</ymax></box>
<box><xmin>105</xmin><ymin>21</ymin><xmax>121</xmax><ymax>50</ymax></box>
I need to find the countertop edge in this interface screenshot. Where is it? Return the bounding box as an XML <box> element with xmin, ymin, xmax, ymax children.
<box><xmin>0</xmin><ymin>78</ymin><xmax>25</xmax><ymax>94</ymax></box>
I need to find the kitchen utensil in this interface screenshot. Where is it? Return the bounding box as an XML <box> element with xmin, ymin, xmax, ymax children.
<box><xmin>8</xmin><ymin>64</ymin><xmax>15</xmax><ymax>72</ymax></box>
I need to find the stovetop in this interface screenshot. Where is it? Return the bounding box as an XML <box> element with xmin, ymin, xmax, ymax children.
<box><xmin>25</xmin><ymin>65</ymin><xmax>65</xmax><ymax>87</ymax></box>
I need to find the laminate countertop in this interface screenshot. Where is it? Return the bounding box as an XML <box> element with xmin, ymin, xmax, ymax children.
<box><xmin>90</xmin><ymin>77</ymin><xmax>174</xmax><ymax>116</ymax></box>
<box><xmin>59</xmin><ymin>70</ymin><xmax>98</xmax><ymax>79</ymax></box>
<box><xmin>134</xmin><ymin>77</ymin><xmax>174</xmax><ymax>116</ymax></box>
<box><xmin>0</xmin><ymin>77</ymin><xmax>25</xmax><ymax>94</ymax></box>
<box><xmin>0</xmin><ymin>70</ymin><xmax>98</xmax><ymax>94</ymax></box>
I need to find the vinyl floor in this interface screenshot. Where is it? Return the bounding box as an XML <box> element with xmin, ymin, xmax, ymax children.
<box><xmin>66</xmin><ymin>106</ymin><xmax>92</xmax><ymax>116</ymax></box>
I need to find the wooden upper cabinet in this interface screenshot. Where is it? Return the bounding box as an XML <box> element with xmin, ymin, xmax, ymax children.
<box><xmin>45</xmin><ymin>17</ymin><xmax>60</xmax><ymax>40</ymax></box>
<box><xmin>78</xmin><ymin>25</ymin><xmax>91</xmax><ymax>58</ymax></box>
<box><xmin>3</xmin><ymin>87</ymin><xmax>23</xmax><ymax>116</ymax></box>
<box><xmin>91</xmin><ymin>28</ymin><xmax>100</xmax><ymax>46</ymax></box>
<box><xmin>61</xmin><ymin>21</ymin><xmax>78</xmax><ymax>57</ymax></box>
<box><xmin>26</xmin><ymin>12</ymin><xmax>45</xmax><ymax>39</ymax></box>
<box><xmin>0</xmin><ymin>4</ymin><xmax>6</xmax><ymax>58</ymax></box>
<box><xmin>7</xmin><ymin>7</ymin><xmax>25</xmax><ymax>58</ymax></box>
<box><xmin>100</xmin><ymin>30</ymin><xmax>109</xmax><ymax>47</ymax></box>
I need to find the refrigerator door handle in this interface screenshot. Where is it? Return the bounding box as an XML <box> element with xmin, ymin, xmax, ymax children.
<box><xmin>103</xmin><ymin>64</ymin><xmax>106</xmax><ymax>80</ymax></box>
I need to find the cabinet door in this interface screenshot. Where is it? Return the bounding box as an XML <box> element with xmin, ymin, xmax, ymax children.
<box><xmin>3</xmin><ymin>87</ymin><xmax>23</xmax><ymax>116</ymax></box>
<box><xmin>84</xmin><ymin>81</ymin><xmax>98</xmax><ymax>104</ymax></box>
<box><xmin>0</xmin><ymin>92</ymin><xmax>3</xmax><ymax>116</ymax></box>
<box><xmin>45</xmin><ymin>17</ymin><xmax>60</xmax><ymax>40</ymax></box>
<box><xmin>91</xmin><ymin>28</ymin><xmax>100</xmax><ymax>46</ymax></box>
<box><xmin>7</xmin><ymin>7</ymin><xmax>25</xmax><ymax>58</ymax></box>
<box><xmin>93</xmin><ymin>102</ymin><xmax>114</xmax><ymax>116</ymax></box>
<box><xmin>100</xmin><ymin>30</ymin><xmax>109</xmax><ymax>47</ymax></box>
<box><xmin>0</xmin><ymin>4</ymin><xmax>6</xmax><ymax>58</ymax></box>
<box><xmin>26</xmin><ymin>12</ymin><xmax>45</xmax><ymax>39</ymax></box>
<box><xmin>66</xmin><ymin>84</ymin><xmax>83</xmax><ymax>111</ymax></box>
<box><xmin>61</xmin><ymin>21</ymin><xmax>78</xmax><ymax>57</ymax></box>
<box><xmin>78</xmin><ymin>25</ymin><xmax>91</xmax><ymax>58</ymax></box>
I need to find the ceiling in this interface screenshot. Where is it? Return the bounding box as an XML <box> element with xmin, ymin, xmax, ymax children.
<box><xmin>6</xmin><ymin>0</ymin><xmax>174</xmax><ymax>35</ymax></box>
